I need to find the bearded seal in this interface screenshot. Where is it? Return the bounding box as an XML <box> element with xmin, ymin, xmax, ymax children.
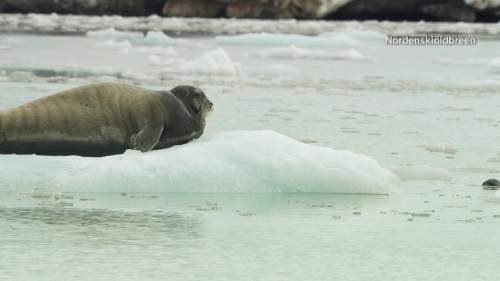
<box><xmin>0</xmin><ymin>82</ymin><xmax>213</xmax><ymax>157</ymax></box>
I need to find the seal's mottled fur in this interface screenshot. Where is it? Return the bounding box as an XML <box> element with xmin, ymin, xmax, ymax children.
<box><xmin>0</xmin><ymin>82</ymin><xmax>213</xmax><ymax>157</ymax></box>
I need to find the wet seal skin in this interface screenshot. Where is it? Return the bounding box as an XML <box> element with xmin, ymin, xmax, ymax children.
<box><xmin>0</xmin><ymin>82</ymin><xmax>213</xmax><ymax>157</ymax></box>
<box><xmin>482</xmin><ymin>178</ymin><xmax>500</xmax><ymax>190</ymax></box>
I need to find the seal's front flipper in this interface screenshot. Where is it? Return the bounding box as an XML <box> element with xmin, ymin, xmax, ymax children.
<box><xmin>131</xmin><ymin>125</ymin><xmax>164</xmax><ymax>152</ymax></box>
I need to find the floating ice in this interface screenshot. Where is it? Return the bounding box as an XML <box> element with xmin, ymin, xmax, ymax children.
<box><xmin>3</xmin><ymin>14</ymin><xmax>500</xmax><ymax>37</ymax></box>
<box><xmin>391</xmin><ymin>165</ymin><xmax>451</xmax><ymax>181</ymax></box>
<box><xmin>333</xmin><ymin>49</ymin><xmax>368</xmax><ymax>61</ymax></box>
<box><xmin>133</xmin><ymin>31</ymin><xmax>176</xmax><ymax>46</ymax></box>
<box><xmin>91</xmin><ymin>29</ymin><xmax>177</xmax><ymax>51</ymax></box>
<box><xmin>86</xmin><ymin>28</ymin><xmax>143</xmax><ymax>40</ymax></box>
<box><xmin>131</xmin><ymin>46</ymin><xmax>177</xmax><ymax>56</ymax></box>
<box><xmin>95</xmin><ymin>39</ymin><xmax>132</xmax><ymax>49</ymax></box>
<box><xmin>434</xmin><ymin>57</ymin><xmax>500</xmax><ymax>70</ymax></box>
<box><xmin>433</xmin><ymin>58</ymin><xmax>490</xmax><ymax>65</ymax></box>
<box><xmin>252</xmin><ymin>45</ymin><xmax>369</xmax><ymax>61</ymax></box>
<box><xmin>0</xmin><ymin>131</ymin><xmax>398</xmax><ymax>194</ymax></box>
<box><xmin>173</xmin><ymin>48</ymin><xmax>240</xmax><ymax>76</ymax></box>
<box><xmin>216</xmin><ymin>33</ymin><xmax>361</xmax><ymax>48</ymax></box>
<box><xmin>246</xmin><ymin>63</ymin><xmax>301</xmax><ymax>77</ymax></box>
<box><xmin>26</xmin><ymin>13</ymin><xmax>58</xmax><ymax>30</ymax></box>
<box><xmin>3</xmin><ymin>38</ymin><xmax>23</xmax><ymax>44</ymax></box>
<box><xmin>320</xmin><ymin>28</ymin><xmax>385</xmax><ymax>41</ymax></box>
<box><xmin>149</xmin><ymin>54</ymin><xmax>163</xmax><ymax>65</ymax></box>
<box><xmin>489</xmin><ymin>57</ymin><xmax>500</xmax><ymax>69</ymax></box>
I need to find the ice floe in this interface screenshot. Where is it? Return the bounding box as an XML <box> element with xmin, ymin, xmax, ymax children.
<box><xmin>391</xmin><ymin>165</ymin><xmax>452</xmax><ymax>181</ymax></box>
<box><xmin>171</xmin><ymin>48</ymin><xmax>241</xmax><ymax>76</ymax></box>
<box><xmin>95</xmin><ymin>39</ymin><xmax>133</xmax><ymax>49</ymax></box>
<box><xmin>0</xmin><ymin>130</ymin><xmax>398</xmax><ymax>194</ymax></box>
<box><xmin>86</xmin><ymin>27</ymin><xmax>143</xmax><ymax>40</ymax></box>
<box><xmin>251</xmin><ymin>45</ymin><xmax>369</xmax><ymax>61</ymax></box>
<box><xmin>246</xmin><ymin>64</ymin><xmax>301</xmax><ymax>77</ymax></box>
<box><xmin>216</xmin><ymin>33</ymin><xmax>361</xmax><ymax>48</ymax></box>
<box><xmin>132</xmin><ymin>31</ymin><xmax>176</xmax><ymax>46</ymax></box>
<box><xmin>2</xmin><ymin>14</ymin><xmax>500</xmax><ymax>37</ymax></box>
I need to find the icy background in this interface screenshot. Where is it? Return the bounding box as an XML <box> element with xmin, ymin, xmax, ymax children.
<box><xmin>1</xmin><ymin>15</ymin><xmax>500</xmax><ymax>281</ymax></box>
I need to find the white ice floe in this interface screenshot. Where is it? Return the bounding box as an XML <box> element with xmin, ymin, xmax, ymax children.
<box><xmin>334</xmin><ymin>49</ymin><xmax>368</xmax><ymax>60</ymax></box>
<box><xmin>489</xmin><ymin>57</ymin><xmax>500</xmax><ymax>69</ymax></box>
<box><xmin>246</xmin><ymin>63</ymin><xmax>301</xmax><ymax>77</ymax></box>
<box><xmin>25</xmin><ymin>13</ymin><xmax>59</xmax><ymax>30</ymax></box>
<box><xmin>130</xmin><ymin>46</ymin><xmax>177</xmax><ymax>56</ymax></box>
<box><xmin>434</xmin><ymin>57</ymin><xmax>500</xmax><ymax>72</ymax></box>
<box><xmin>2</xmin><ymin>14</ymin><xmax>500</xmax><ymax>37</ymax></box>
<box><xmin>216</xmin><ymin>33</ymin><xmax>361</xmax><ymax>48</ymax></box>
<box><xmin>251</xmin><ymin>45</ymin><xmax>369</xmax><ymax>61</ymax></box>
<box><xmin>391</xmin><ymin>165</ymin><xmax>452</xmax><ymax>181</ymax></box>
<box><xmin>148</xmin><ymin>54</ymin><xmax>163</xmax><ymax>65</ymax></box>
<box><xmin>92</xmin><ymin>29</ymin><xmax>177</xmax><ymax>52</ymax></box>
<box><xmin>95</xmin><ymin>39</ymin><xmax>132</xmax><ymax>49</ymax></box>
<box><xmin>0</xmin><ymin>131</ymin><xmax>398</xmax><ymax>194</ymax></box>
<box><xmin>133</xmin><ymin>31</ymin><xmax>176</xmax><ymax>46</ymax></box>
<box><xmin>120</xmin><ymin>71</ymin><xmax>156</xmax><ymax>82</ymax></box>
<box><xmin>4</xmin><ymin>37</ymin><xmax>24</xmax><ymax>44</ymax></box>
<box><xmin>175</xmin><ymin>48</ymin><xmax>240</xmax><ymax>76</ymax></box>
<box><xmin>320</xmin><ymin>28</ymin><xmax>385</xmax><ymax>41</ymax></box>
<box><xmin>119</xmin><ymin>46</ymin><xmax>177</xmax><ymax>60</ymax></box>
<box><xmin>433</xmin><ymin>58</ymin><xmax>491</xmax><ymax>65</ymax></box>
<box><xmin>86</xmin><ymin>27</ymin><xmax>143</xmax><ymax>40</ymax></box>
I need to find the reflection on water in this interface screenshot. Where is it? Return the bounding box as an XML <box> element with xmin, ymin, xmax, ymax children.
<box><xmin>1</xmin><ymin>191</ymin><xmax>499</xmax><ymax>281</ymax></box>
<box><xmin>0</xmin><ymin>207</ymin><xmax>202</xmax><ymax>237</ymax></box>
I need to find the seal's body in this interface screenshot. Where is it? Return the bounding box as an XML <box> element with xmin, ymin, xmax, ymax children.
<box><xmin>482</xmin><ymin>178</ymin><xmax>500</xmax><ymax>190</ymax></box>
<box><xmin>0</xmin><ymin>82</ymin><xmax>213</xmax><ymax>157</ymax></box>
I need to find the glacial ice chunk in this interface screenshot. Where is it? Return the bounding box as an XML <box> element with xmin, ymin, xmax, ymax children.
<box><xmin>216</xmin><ymin>33</ymin><xmax>361</xmax><ymax>48</ymax></box>
<box><xmin>0</xmin><ymin>131</ymin><xmax>398</xmax><ymax>194</ymax></box>
<box><xmin>246</xmin><ymin>63</ymin><xmax>301</xmax><ymax>77</ymax></box>
<box><xmin>489</xmin><ymin>57</ymin><xmax>500</xmax><ymax>69</ymax></box>
<box><xmin>133</xmin><ymin>31</ymin><xmax>176</xmax><ymax>46</ymax></box>
<box><xmin>175</xmin><ymin>48</ymin><xmax>241</xmax><ymax>76</ymax></box>
<box><xmin>86</xmin><ymin>28</ymin><xmax>143</xmax><ymax>40</ymax></box>
<box><xmin>95</xmin><ymin>39</ymin><xmax>132</xmax><ymax>49</ymax></box>
<box><xmin>391</xmin><ymin>165</ymin><xmax>452</xmax><ymax>181</ymax></box>
<box><xmin>251</xmin><ymin>45</ymin><xmax>369</xmax><ymax>61</ymax></box>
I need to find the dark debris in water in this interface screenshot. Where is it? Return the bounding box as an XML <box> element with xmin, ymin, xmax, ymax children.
<box><xmin>239</xmin><ymin>212</ymin><xmax>256</xmax><ymax>217</ymax></box>
<box><xmin>194</xmin><ymin>202</ymin><xmax>222</xmax><ymax>211</ymax></box>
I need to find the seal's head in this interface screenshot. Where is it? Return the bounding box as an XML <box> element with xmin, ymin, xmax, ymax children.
<box><xmin>171</xmin><ymin>85</ymin><xmax>213</xmax><ymax>119</ymax></box>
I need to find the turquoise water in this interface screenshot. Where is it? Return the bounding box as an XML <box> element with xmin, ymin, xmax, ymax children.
<box><xmin>1</xmin><ymin>23</ymin><xmax>500</xmax><ymax>280</ymax></box>
<box><xmin>1</xmin><ymin>190</ymin><xmax>499</xmax><ymax>281</ymax></box>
